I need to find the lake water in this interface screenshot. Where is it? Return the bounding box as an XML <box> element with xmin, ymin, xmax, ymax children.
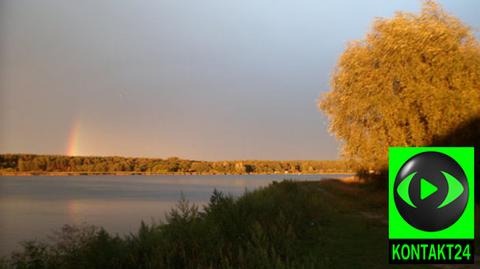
<box><xmin>0</xmin><ymin>174</ymin><xmax>347</xmax><ymax>256</ymax></box>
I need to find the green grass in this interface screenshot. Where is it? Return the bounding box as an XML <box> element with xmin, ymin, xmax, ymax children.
<box><xmin>0</xmin><ymin>179</ymin><xmax>444</xmax><ymax>269</ymax></box>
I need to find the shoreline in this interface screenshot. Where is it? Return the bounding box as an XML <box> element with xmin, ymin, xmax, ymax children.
<box><xmin>0</xmin><ymin>171</ymin><xmax>354</xmax><ymax>177</ymax></box>
<box><xmin>0</xmin><ymin>179</ymin><xmax>437</xmax><ymax>268</ymax></box>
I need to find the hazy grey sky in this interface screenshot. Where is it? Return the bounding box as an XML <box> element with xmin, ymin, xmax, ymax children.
<box><xmin>0</xmin><ymin>0</ymin><xmax>478</xmax><ymax>160</ymax></box>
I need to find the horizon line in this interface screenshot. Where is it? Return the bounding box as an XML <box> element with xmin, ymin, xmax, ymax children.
<box><xmin>0</xmin><ymin>152</ymin><xmax>344</xmax><ymax>162</ymax></box>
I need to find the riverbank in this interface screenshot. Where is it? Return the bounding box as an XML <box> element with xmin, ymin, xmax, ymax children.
<box><xmin>0</xmin><ymin>171</ymin><xmax>354</xmax><ymax>176</ymax></box>
<box><xmin>0</xmin><ymin>179</ymin><xmax>451</xmax><ymax>268</ymax></box>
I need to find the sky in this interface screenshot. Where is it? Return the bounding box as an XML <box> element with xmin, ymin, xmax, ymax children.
<box><xmin>0</xmin><ymin>0</ymin><xmax>479</xmax><ymax>160</ymax></box>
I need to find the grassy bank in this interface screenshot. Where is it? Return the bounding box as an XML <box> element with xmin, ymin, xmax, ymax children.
<box><xmin>0</xmin><ymin>179</ymin><xmax>448</xmax><ymax>269</ymax></box>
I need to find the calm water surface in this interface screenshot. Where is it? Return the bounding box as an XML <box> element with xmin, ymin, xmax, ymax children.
<box><xmin>0</xmin><ymin>174</ymin><xmax>347</xmax><ymax>256</ymax></box>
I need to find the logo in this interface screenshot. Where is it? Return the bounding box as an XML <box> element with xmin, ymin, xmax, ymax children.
<box><xmin>388</xmin><ymin>147</ymin><xmax>474</xmax><ymax>264</ymax></box>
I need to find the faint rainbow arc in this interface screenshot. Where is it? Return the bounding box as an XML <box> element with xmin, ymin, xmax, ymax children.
<box><xmin>66</xmin><ymin>120</ymin><xmax>81</xmax><ymax>156</ymax></box>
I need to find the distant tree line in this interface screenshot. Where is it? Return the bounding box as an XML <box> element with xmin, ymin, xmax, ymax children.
<box><xmin>0</xmin><ymin>154</ymin><xmax>351</xmax><ymax>175</ymax></box>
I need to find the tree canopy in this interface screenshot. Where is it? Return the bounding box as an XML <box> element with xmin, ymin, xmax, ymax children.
<box><xmin>319</xmin><ymin>1</ymin><xmax>480</xmax><ymax>171</ymax></box>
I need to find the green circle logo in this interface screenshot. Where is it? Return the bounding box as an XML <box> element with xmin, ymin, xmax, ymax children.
<box><xmin>394</xmin><ymin>151</ymin><xmax>468</xmax><ymax>231</ymax></box>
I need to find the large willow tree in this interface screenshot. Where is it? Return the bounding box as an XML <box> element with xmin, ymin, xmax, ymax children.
<box><xmin>319</xmin><ymin>1</ymin><xmax>480</xmax><ymax>171</ymax></box>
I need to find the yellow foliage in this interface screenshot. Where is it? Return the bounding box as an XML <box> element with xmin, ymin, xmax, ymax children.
<box><xmin>319</xmin><ymin>1</ymin><xmax>480</xmax><ymax>171</ymax></box>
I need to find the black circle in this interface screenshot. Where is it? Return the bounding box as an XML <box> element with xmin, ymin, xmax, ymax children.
<box><xmin>394</xmin><ymin>151</ymin><xmax>468</xmax><ymax>231</ymax></box>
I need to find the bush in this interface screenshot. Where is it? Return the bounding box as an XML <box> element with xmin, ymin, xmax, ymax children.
<box><xmin>1</xmin><ymin>181</ymin><xmax>331</xmax><ymax>269</ymax></box>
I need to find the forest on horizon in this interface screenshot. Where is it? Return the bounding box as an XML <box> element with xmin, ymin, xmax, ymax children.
<box><xmin>0</xmin><ymin>154</ymin><xmax>351</xmax><ymax>175</ymax></box>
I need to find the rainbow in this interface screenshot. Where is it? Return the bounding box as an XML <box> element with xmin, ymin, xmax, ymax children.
<box><xmin>66</xmin><ymin>200</ymin><xmax>80</xmax><ymax>223</ymax></box>
<box><xmin>66</xmin><ymin>119</ymin><xmax>81</xmax><ymax>156</ymax></box>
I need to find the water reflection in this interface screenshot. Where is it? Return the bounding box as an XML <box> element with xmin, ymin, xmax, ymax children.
<box><xmin>0</xmin><ymin>174</ymin><xmax>347</xmax><ymax>255</ymax></box>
